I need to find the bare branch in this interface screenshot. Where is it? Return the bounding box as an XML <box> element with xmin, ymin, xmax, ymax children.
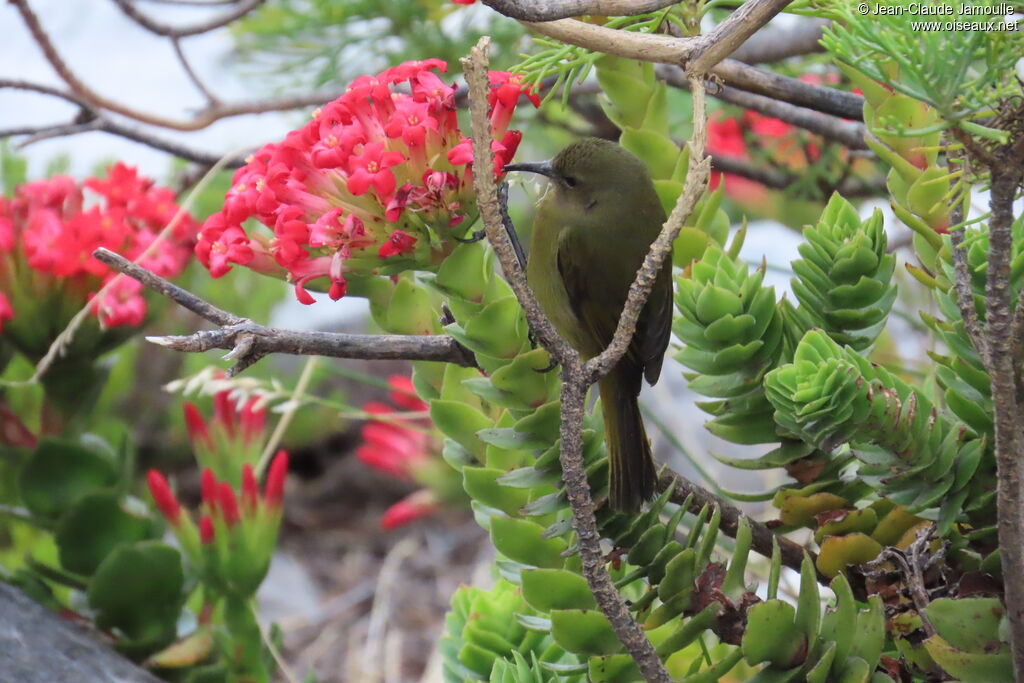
<box><xmin>8</xmin><ymin>0</ymin><xmax>338</xmax><ymax>131</ymax></box>
<box><xmin>110</xmin><ymin>0</ymin><xmax>266</xmax><ymax>38</ymax></box>
<box><xmin>948</xmin><ymin>202</ymin><xmax>989</xmax><ymax>364</ymax></box>
<box><xmin>657</xmin><ymin>471</ymin><xmax>828</xmax><ymax>586</ymax></box>
<box><xmin>92</xmin><ymin>249</ymin><xmax>477</xmax><ymax>375</ymax></box>
<box><xmin>729</xmin><ymin>18</ymin><xmax>829</xmax><ymax>64</ymax></box>
<box><xmin>171</xmin><ymin>37</ymin><xmax>220</xmax><ymax>104</ymax></box>
<box><xmin>687</xmin><ymin>0</ymin><xmax>792</xmax><ymax>73</ymax></box>
<box><xmin>710</xmin><ymin>153</ymin><xmax>885</xmax><ymax>197</ymax></box>
<box><xmin>480</xmin><ymin>0</ymin><xmax>682</xmax><ymax>22</ymax></box>
<box><xmin>463</xmin><ymin>37</ymin><xmax>671</xmax><ymax>682</ymax></box>
<box><xmin>709</xmin><ymin>59</ymin><xmax>862</xmax><ymax>120</ymax></box>
<box><xmin>659</xmin><ymin>64</ymin><xmax>868</xmax><ymax>150</ymax></box>
<box><xmin>985</xmin><ymin>156</ymin><xmax>1024</xmax><ymax>677</ymax></box>
<box><xmin>522</xmin><ymin>18</ymin><xmax>863</xmax><ymax>119</ymax></box>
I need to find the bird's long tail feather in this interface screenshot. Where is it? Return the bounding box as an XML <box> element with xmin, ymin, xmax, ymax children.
<box><xmin>599</xmin><ymin>368</ymin><xmax>657</xmax><ymax>512</ymax></box>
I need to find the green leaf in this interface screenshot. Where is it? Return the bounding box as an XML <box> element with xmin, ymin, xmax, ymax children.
<box><xmin>55</xmin><ymin>491</ymin><xmax>156</xmax><ymax>576</ymax></box>
<box><xmin>88</xmin><ymin>541</ymin><xmax>184</xmax><ymax>657</ymax></box>
<box><xmin>741</xmin><ymin>600</ymin><xmax>806</xmax><ymax>669</ymax></box>
<box><xmin>489</xmin><ymin>516</ymin><xmax>566</xmax><ymax>568</ymax></box>
<box><xmin>550</xmin><ymin>609</ymin><xmax>620</xmax><ymax>655</ymax></box>
<box><xmin>521</xmin><ymin>569</ymin><xmax>596</xmax><ymax>611</ymax></box>
<box><xmin>20</xmin><ymin>438</ymin><xmax>119</xmax><ymax>518</ymax></box>
<box><xmin>430</xmin><ymin>400</ymin><xmax>493</xmax><ymax>457</ymax></box>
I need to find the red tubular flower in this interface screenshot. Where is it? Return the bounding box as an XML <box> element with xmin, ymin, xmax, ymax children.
<box><xmin>199</xmin><ymin>516</ymin><xmax>215</xmax><ymax>544</ymax></box>
<box><xmin>218</xmin><ymin>482</ymin><xmax>240</xmax><ymax>526</ymax></box>
<box><xmin>381</xmin><ymin>490</ymin><xmax>438</xmax><ymax>530</ymax></box>
<box><xmin>201</xmin><ymin>468</ymin><xmax>219</xmax><ymax>509</ymax></box>
<box><xmin>0</xmin><ymin>293</ymin><xmax>12</xmax><ymax>333</ymax></box>
<box><xmin>147</xmin><ymin>470</ymin><xmax>181</xmax><ymax>525</ymax></box>
<box><xmin>241</xmin><ymin>463</ymin><xmax>259</xmax><ymax>512</ymax></box>
<box><xmin>183</xmin><ymin>402</ymin><xmax>211</xmax><ymax>447</ymax></box>
<box><xmin>356</xmin><ymin>376</ymin><xmax>432</xmax><ymax>479</ymax></box>
<box><xmin>264</xmin><ymin>450</ymin><xmax>289</xmax><ymax>508</ymax></box>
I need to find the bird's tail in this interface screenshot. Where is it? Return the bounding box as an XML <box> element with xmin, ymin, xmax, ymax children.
<box><xmin>599</xmin><ymin>368</ymin><xmax>657</xmax><ymax>512</ymax></box>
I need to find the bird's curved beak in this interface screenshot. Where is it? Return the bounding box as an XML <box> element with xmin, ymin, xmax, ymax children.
<box><xmin>503</xmin><ymin>160</ymin><xmax>557</xmax><ymax>179</ymax></box>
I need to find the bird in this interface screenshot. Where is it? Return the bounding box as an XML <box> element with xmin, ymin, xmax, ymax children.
<box><xmin>505</xmin><ymin>138</ymin><xmax>672</xmax><ymax>511</ymax></box>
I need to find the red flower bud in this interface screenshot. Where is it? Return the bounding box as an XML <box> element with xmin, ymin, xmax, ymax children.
<box><xmin>218</xmin><ymin>483</ymin><xmax>240</xmax><ymax>525</ymax></box>
<box><xmin>264</xmin><ymin>450</ymin><xmax>289</xmax><ymax>507</ymax></box>
<box><xmin>213</xmin><ymin>391</ymin><xmax>237</xmax><ymax>439</ymax></box>
<box><xmin>241</xmin><ymin>463</ymin><xmax>259</xmax><ymax>512</ymax></box>
<box><xmin>381</xmin><ymin>491</ymin><xmax>437</xmax><ymax>529</ymax></box>
<box><xmin>199</xmin><ymin>515</ymin><xmax>215</xmax><ymax>544</ymax></box>
<box><xmin>147</xmin><ymin>470</ymin><xmax>181</xmax><ymax>525</ymax></box>
<box><xmin>200</xmin><ymin>468</ymin><xmax>219</xmax><ymax>509</ymax></box>
<box><xmin>182</xmin><ymin>403</ymin><xmax>211</xmax><ymax>447</ymax></box>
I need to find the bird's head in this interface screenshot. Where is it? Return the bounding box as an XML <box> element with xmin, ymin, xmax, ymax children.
<box><xmin>504</xmin><ymin>138</ymin><xmax>654</xmax><ymax>213</ymax></box>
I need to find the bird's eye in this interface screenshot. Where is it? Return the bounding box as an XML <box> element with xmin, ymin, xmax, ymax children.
<box><xmin>563</xmin><ymin>176</ymin><xmax>577</xmax><ymax>188</ymax></box>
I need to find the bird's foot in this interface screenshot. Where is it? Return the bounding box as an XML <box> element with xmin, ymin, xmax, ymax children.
<box><xmin>454</xmin><ymin>229</ymin><xmax>486</xmax><ymax>244</ymax></box>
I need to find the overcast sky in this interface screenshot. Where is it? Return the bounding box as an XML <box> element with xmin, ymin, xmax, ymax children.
<box><xmin>0</xmin><ymin>0</ymin><xmax>302</xmax><ymax>180</ymax></box>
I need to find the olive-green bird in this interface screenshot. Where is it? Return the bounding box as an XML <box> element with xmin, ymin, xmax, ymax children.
<box><xmin>505</xmin><ymin>138</ymin><xmax>672</xmax><ymax>511</ymax></box>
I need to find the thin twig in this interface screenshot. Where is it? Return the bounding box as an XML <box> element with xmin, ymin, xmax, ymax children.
<box><xmin>687</xmin><ymin>0</ymin><xmax>792</xmax><ymax>73</ymax></box>
<box><xmin>91</xmin><ymin>249</ymin><xmax>478</xmax><ymax>374</ymax></box>
<box><xmin>110</xmin><ymin>0</ymin><xmax>266</xmax><ymax>38</ymax></box>
<box><xmin>657</xmin><ymin>471</ymin><xmax>829</xmax><ymax>585</ymax></box>
<box><xmin>949</xmin><ymin>204</ymin><xmax>989</xmax><ymax>364</ymax></box>
<box><xmin>8</xmin><ymin>0</ymin><xmax>337</xmax><ymax>132</ymax></box>
<box><xmin>463</xmin><ymin>37</ymin><xmax>670</xmax><ymax>682</ymax></box>
<box><xmin>521</xmin><ymin>17</ymin><xmax>863</xmax><ymax>120</ymax></box>
<box><xmin>659</xmin><ymin>65</ymin><xmax>868</xmax><ymax>150</ymax></box>
<box><xmin>171</xmin><ymin>36</ymin><xmax>220</xmax><ymax>104</ymax></box>
<box><xmin>480</xmin><ymin>0</ymin><xmax>682</xmax><ymax>22</ymax></box>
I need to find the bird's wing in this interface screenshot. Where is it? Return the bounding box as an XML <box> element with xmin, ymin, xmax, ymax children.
<box><xmin>556</xmin><ymin>225</ymin><xmax>671</xmax><ymax>389</ymax></box>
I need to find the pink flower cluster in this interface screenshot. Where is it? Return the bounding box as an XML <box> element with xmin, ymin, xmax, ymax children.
<box><xmin>196</xmin><ymin>60</ymin><xmax>538</xmax><ymax>305</ymax></box>
<box><xmin>0</xmin><ymin>163</ymin><xmax>198</xmax><ymax>332</ymax></box>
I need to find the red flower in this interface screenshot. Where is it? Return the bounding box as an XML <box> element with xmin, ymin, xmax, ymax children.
<box><xmin>147</xmin><ymin>470</ymin><xmax>182</xmax><ymax>526</ymax></box>
<box><xmin>241</xmin><ymin>464</ymin><xmax>259</xmax><ymax>512</ymax></box>
<box><xmin>197</xmin><ymin>59</ymin><xmax>530</xmax><ymax>304</ymax></box>
<box><xmin>195</xmin><ymin>223</ymin><xmax>256</xmax><ymax>278</ymax></box>
<box><xmin>356</xmin><ymin>376</ymin><xmax>431</xmax><ymax>479</ymax></box>
<box><xmin>381</xmin><ymin>490</ymin><xmax>438</xmax><ymax>530</ymax></box>
<box><xmin>218</xmin><ymin>482</ymin><xmax>240</xmax><ymax>526</ymax></box>
<box><xmin>378</xmin><ymin>230</ymin><xmax>417</xmax><ymax>258</ymax></box>
<box><xmin>264</xmin><ymin>450</ymin><xmax>289</xmax><ymax>508</ymax></box>
<box><xmin>0</xmin><ymin>165</ymin><xmax>197</xmax><ymax>336</ymax></box>
<box><xmin>0</xmin><ymin>293</ymin><xmax>12</xmax><ymax>333</ymax></box>
<box><xmin>199</xmin><ymin>516</ymin><xmax>215</xmax><ymax>544</ymax></box>
<box><xmin>347</xmin><ymin>142</ymin><xmax>407</xmax><ymax>197</ymax></box>
<box><xmin>742</xmin><ymin>111</ymin><xmax>792</xmax><ymax>138</ymax></box>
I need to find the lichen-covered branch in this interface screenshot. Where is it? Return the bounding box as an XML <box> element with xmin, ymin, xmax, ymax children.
<box><xmin>480</xmin><ymin>0</ymin><xmax>681</xmax><ymax>22</ymax></box>
<box><xmin>92</xmin><ymin>249</ymin><xmax>477</xmax><ymax>375</ymax></box>
<box><xmin>522</xmin><ymin>17</ymin><xmax>863</xmax><ymax>120</ymax></box>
